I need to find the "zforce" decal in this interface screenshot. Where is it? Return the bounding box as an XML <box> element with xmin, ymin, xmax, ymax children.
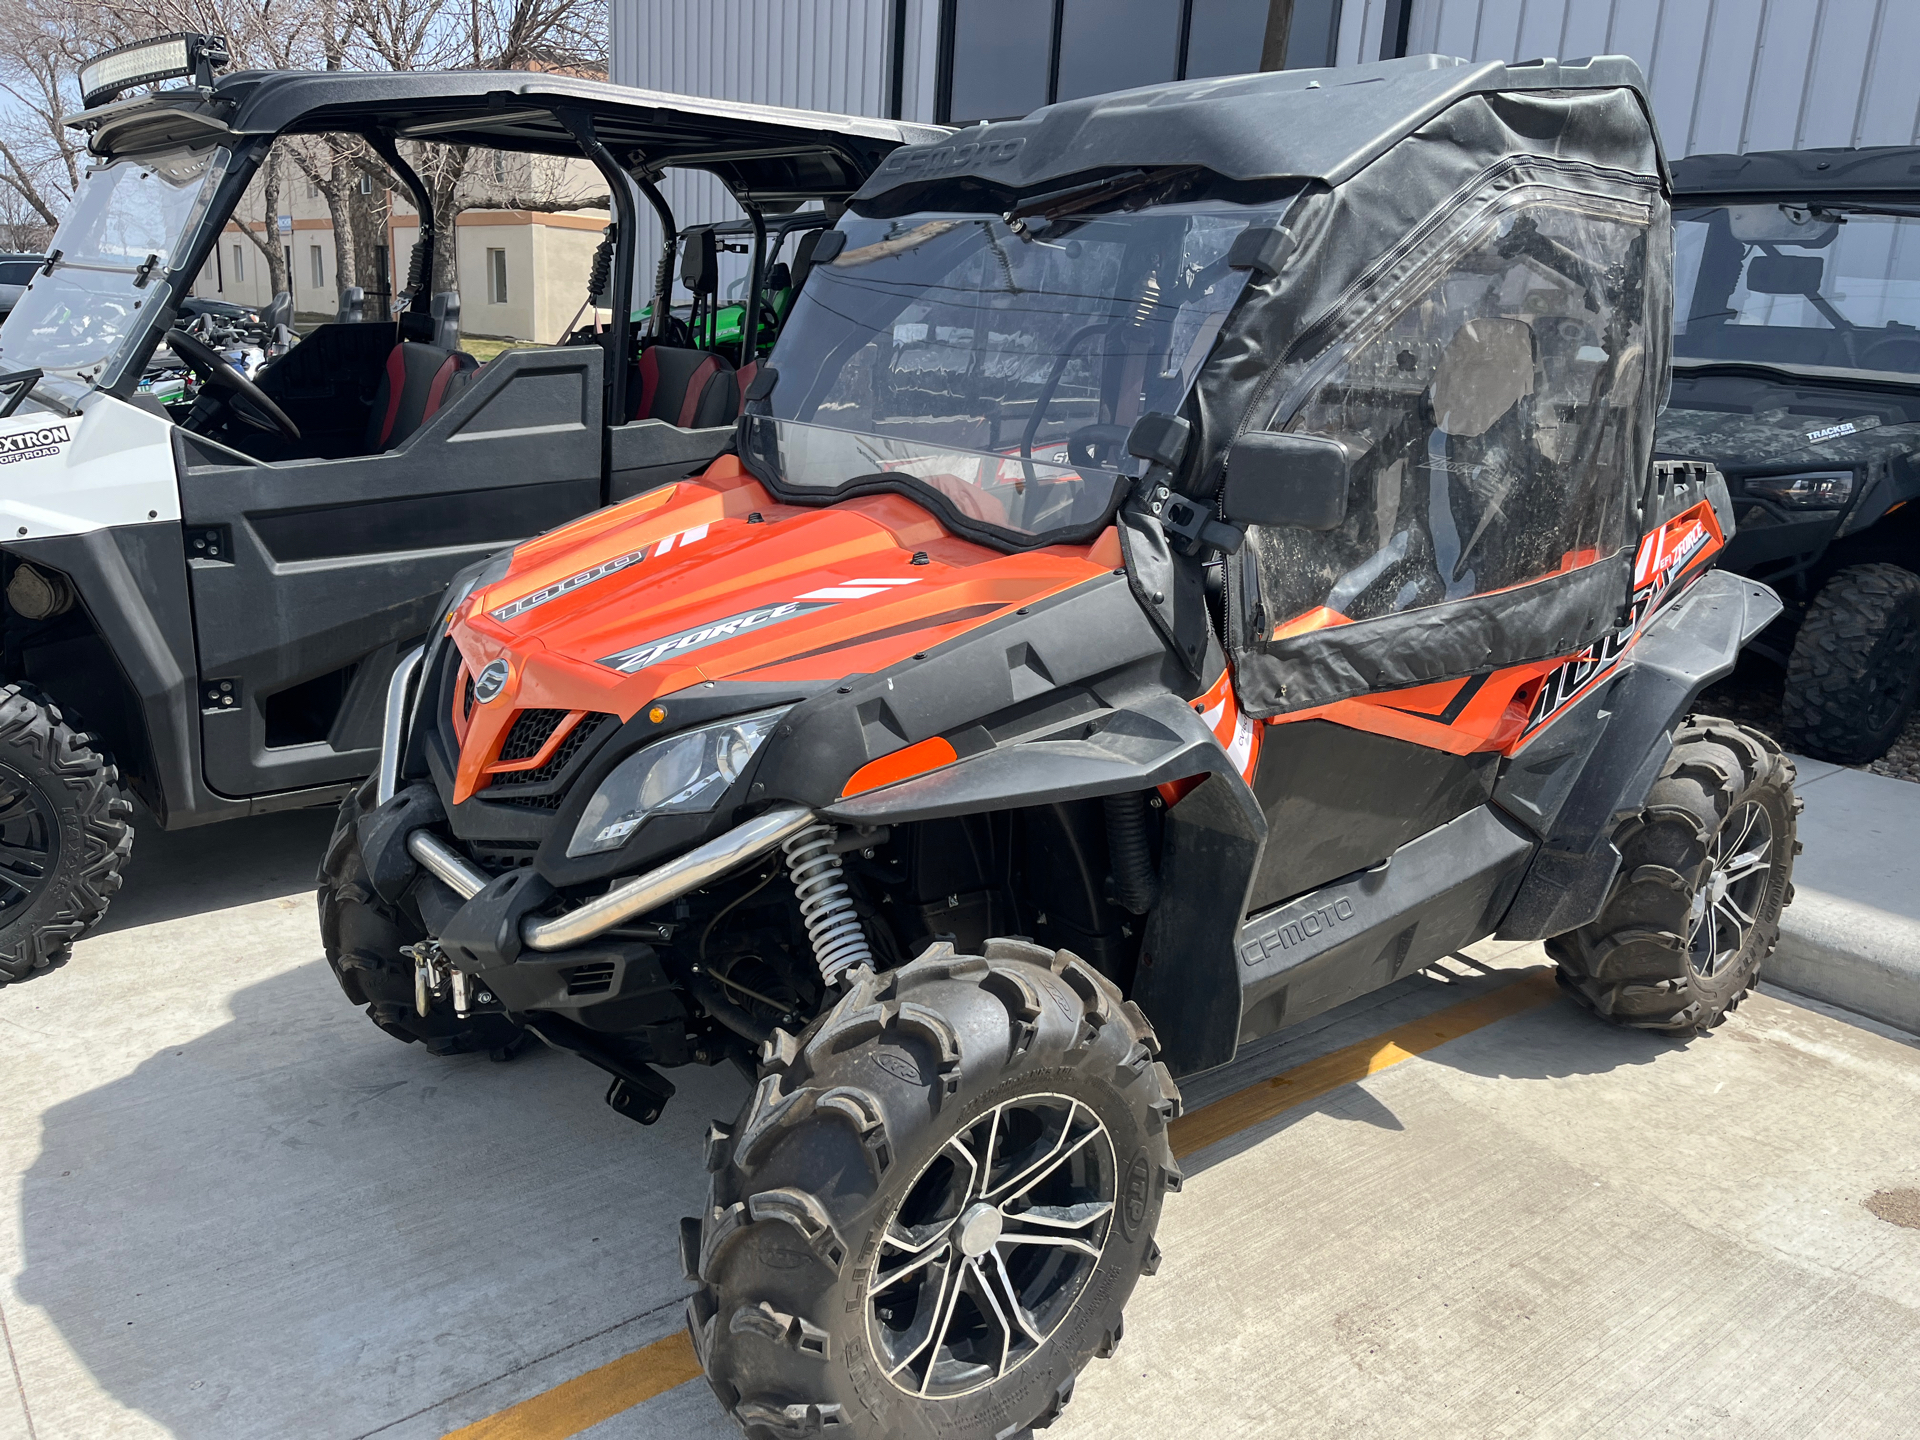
<box><xmin>598</xmin><ymin>601</ymin><xmax>832</xmax><ymax>674</ymax></box>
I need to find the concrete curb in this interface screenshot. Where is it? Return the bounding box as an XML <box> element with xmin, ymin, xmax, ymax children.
<box><xmin>1768</xmin><ymin>888</ymin><xmax>1920</xmax><ymax>1036</ymax></box>
<box><xmin>1769</xmin><ymin>758</ymin><xmax>1920</xmax><ymax>1037</ymax></box>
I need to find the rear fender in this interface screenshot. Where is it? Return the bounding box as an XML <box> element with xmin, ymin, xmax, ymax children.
<box><xmin>1494</xmin><ymin>568</ymin><xmax>1783</xmax><ymax>940</ymax></box>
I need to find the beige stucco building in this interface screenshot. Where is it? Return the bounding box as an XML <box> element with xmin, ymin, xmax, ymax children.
<box><xmin>188</xmin><ymin>152</ymin><xmax>611</xmax><ymax>343</ymax></box>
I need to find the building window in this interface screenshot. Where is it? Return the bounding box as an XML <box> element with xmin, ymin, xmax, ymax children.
<box><xmin>939</xmin><ymin>0</ymin><xmax>1341</xmax><ymax>124</ymax></box>
<box><xmin>1055</xmin><ymin>0</ymin><xmax>1182</xmax><ymax>104</ymax></box>
<box><xmin>232</xmin><ymin>243</ymin><xmax>244</xmax><ymax>282</ymax></box>
<box><xmin>310</xmin><ymin>244</ymin><xmax>325</xmax><ymax>289</ymax></box>
<box><xmin>487</xmin><ymin>247</ymin><xmax>508</xmax><ymax>304</ymax></box>
<box><xmin>358</xmin><ymin>173</ymin><xmax>374</xmax><ymax>195</ymax></box>
<box><xmin>1186</xmin><ymin>0</ymin><xmax>1279</xmax><ymax>79</ymax></box>
<box><xmin>214</xmin><ymin>245</ymin><xmax>224</xmax><ymax>292</ymax></box>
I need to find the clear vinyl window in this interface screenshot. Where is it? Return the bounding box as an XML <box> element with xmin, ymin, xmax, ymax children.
<box><xmin>1246</xmin><ymin>194</ymin><xmax>1654</xmax><ymax>639</ymax></box>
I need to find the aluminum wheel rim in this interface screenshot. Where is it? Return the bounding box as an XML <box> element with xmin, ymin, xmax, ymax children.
<box><xmin>1688</xmin><ymin>800</ymin><xmax>1773</xmax><ymax>978</ymax></box>
<box><xmin>0</xmin><ymin>761</ymin><xmax>55</xmax><ymax>923</ymax></box>
<box><xmin>866</xmin><ymin>1092</ymin><xmax>1116</xmax><ymax>1399</ymax></box>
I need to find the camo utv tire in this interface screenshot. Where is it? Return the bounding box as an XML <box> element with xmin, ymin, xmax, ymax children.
<box><xmin>685</xmin><ymin>940</ymin><xmax>1182</xmax><ymax>1440</ymax></box>
<box><xmin>1782</xmin><ymin>562</ymin><xmax>1920</xmax><ymax>764</ymax></box>
<box><xmin>0</xmin><ymin>685</ymin><xmax>133</xmax><ymax>985</ymax></box>
<box><xmin>1549</xmin><ymin>717</ymin><xmax>1798</xmax><ymax>1035</ymax></box>
<box><xmin>318</xmin><ymin>776</ymin><xmax>522</xmax><ymax>1055</ymax></box>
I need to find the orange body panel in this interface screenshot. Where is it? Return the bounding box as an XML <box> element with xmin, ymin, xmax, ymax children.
<box><xmin>445</xmin><ymin>457</ymin><xmax>1124</xmax><ymax>803</ymax></box>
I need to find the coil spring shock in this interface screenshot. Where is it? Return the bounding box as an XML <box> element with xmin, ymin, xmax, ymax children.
<box><xmin>783</xmin><ymin>822</ymin><xmax>872</xmax><ymax>986</ymax></box>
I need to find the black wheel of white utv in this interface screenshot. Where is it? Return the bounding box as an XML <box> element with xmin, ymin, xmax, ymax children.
<box><xmin>317</xmin><ymin>776</ymin><xmax>523</xmax><ymax>1055</ymax></box>
<box><xmin>0</xmin><ymin>685</ymin><xmax>133</xmax><ymax>985</ymax></box>
<box><xmin>685</xmin><ymin>940</ymin><xmax>1182</xmax><ymax>1440</ymax></box>
<box><xmin>1548</xmin><ymin>717</ymin><xmax>1798</xmax><ymax>1035</ymax></box>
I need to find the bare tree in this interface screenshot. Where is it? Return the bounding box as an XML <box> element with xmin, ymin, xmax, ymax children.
<box><xmin>230</xmin><ymin>145</ymin><xmax>292</xmax><ymax>297</ymax></box>
<box><xmin>0</xmin><ymin>0</ymin><xmax>607</xmax><ymax>308</ymax></box>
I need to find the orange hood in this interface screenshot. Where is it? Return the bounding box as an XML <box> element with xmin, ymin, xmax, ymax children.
<box><xmin>444</xmin><ymin>457</ymin><xmax>1121</xmax><ymax>802</ymax></box>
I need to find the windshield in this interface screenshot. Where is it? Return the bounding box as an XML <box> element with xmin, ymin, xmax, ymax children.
<box><xmin>1674</xmin><ymin>203</ymin><xmax>1920</xmax><ymax>377</ymax></box>
<box><xmin>0</xmin><ymin>144</ymin><xmax>229</xmax><ymax>389</ymax></box>
<box><xmin>747</xmin><ymin>199</ymin><xmax>1283</xmax><ymax>544</ymax></box>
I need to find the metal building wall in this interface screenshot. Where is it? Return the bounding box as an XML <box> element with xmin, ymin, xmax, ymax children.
<box><xmin>608</xmin><ymin>0</ymin><xmax>939</xmax><ymax>301</ymax></box>
<box><xmin>1382</xmin><ymin>0</ymin><xmax>1920</xmax><ymax>156</ymax></box>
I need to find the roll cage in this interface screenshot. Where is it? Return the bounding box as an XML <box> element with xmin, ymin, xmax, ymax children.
<box><xmin>66</xmin><ymin>66</ymin><xmax>946</xmax><ymax>409</ymax></box>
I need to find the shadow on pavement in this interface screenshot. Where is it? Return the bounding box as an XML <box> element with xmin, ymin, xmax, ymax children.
<box><xmin>15</xmin><ymin>953</ymin><xmax>748</xmax><ymax>1440</ymax></box>
<box><xmin>94</xmin><ymin>804</ymin><xmax>340</xmax><ymax>935</ymax></box>
<box><xmin>1181</xmin><ymin>960</ymin><xmax>1683</xmax><ymax>1177</ymax></box>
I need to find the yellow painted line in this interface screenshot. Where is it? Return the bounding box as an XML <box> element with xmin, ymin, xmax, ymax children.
<box><xmin>441</xmin><ymin>1330</ymin><xmax>702</xmax><ymax>1440</ymax></box>
<box><xmin>443</xmin><ymin>966</ymin><xmax>1559</xmax><ymax>1438</ymax></box>
<box><xmin>1168</xmin><ymin>966</ymin><xmax>1561</xmax><ymax>1158</ymax></box>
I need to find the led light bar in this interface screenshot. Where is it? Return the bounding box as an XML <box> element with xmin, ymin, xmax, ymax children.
<box><xmin>79</xmin><ymin>32</ymin><xmax>227</xmax><ymax>109</ymax></box>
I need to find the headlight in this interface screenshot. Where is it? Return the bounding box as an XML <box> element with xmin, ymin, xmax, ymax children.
<box><xmin>567</xmin><ymin>708</ymin><xmax>788</xmax><ymax>857</ymax></box>
<box><xmin>1743</xmin><ymin>471</ymin><xmax>1853</xmax><ymax>509</ymax></box>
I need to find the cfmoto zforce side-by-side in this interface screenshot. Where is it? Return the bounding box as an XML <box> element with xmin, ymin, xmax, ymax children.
<box><xmin>324</xmin><ymin>55</ymin><xmax>1797</xmax><ymax>1439</ymax></box>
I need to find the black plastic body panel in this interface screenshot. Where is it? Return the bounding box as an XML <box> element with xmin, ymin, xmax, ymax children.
<box><xmin>608</xmin><ymin>420</ymin><xmax>735</xmax><ymax>502</ymax></box>
<box><xmin>179</xmin><ymin>345</ymin><xmax>605</xmax><ymax>799</ymax></box>
<box><xmin>5</xmin><ymin>524</ymin><xmax>347</xmax><ymax>827</ymax></box>
<box><xmin>767</xmin><ymin>572</ymin><xmax>1176</xmax><ymax>814</ymax></box>
<box><xmin>1132</xmin><ymin>767</ymin><xmax>1268</xmax><ymax>1077</ymax></box>
<box><xmin>1249</xmin><ymin>720</ymin><xmax>1498</xmax><ymax>912</ymax></box>
<box><xmin>1236</xmin><ymin>805</ymin><xmax>1535</xmax><ymax>1044</ymax></box>
<box><xmin>1495</xmin><ymin>569</ymin><xmax>1783</xmax><ymax>940</ymax></box>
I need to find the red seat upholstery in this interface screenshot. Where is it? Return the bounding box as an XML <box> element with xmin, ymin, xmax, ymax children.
<box><xmin>631</xmin><ymin>345</ymin><xmax>737</xmax><ymax>428</ymax></box>
<box><xmin>365</xmin><ymin>341</ymin><xmax>475</xmax><ymax>451</ymax></box>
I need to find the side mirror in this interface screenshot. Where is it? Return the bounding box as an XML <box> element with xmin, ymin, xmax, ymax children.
<box><xmin>682</xmin><ymin>228</ymin><xmax>719</xmax><ymax>296</ymax></box>
<box><xmin>1222</xmin><ymin>431</ymin><xmax>1352</xmax><ymax>532</ymax></box>
<box><xmin>1745</xmin><ymin>254</ymin><xmax>1823</xmax><ymax>296</ymax></box>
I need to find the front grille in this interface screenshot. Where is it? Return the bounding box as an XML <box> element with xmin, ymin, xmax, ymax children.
<box><xmin>565</xmin><ymin>962</ymin><xmax>616</xmax><ymax>997</ymax></box>
<box><xmin>488</xmin><ymin>712</ymin><xmax>615</xmax><ymax>790</ymax></box>
<box><xmin>498</xmin><ymin>708</ymin><xmax>568</xmax><ymax>762</ymax></box>
<box><xmin>462</xmin><ymin>672</ymin><xmax>475</xmax><ymax>721</ymax></box>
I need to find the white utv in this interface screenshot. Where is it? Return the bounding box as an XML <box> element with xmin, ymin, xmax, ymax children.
<box><xmin>0</xmin><ymin>32</ymin><xmax>939</xmax><ymax>982</ymax></box>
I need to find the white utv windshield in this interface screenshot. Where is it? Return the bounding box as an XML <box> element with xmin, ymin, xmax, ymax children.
<box><xmin>0</xmin><ymin>143</ymin><xmax>229</xmax><ymax>390</ymax></box>
<box><xmin>746</xmin><ymin>199</ymin><xmax>1286</xmax><ymax>545</ymax></box>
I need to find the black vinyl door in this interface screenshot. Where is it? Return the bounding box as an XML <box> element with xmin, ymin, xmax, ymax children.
<box><xmin>179</xmin><ymin>345</ymin><xmax>605</xmax><ymax>799</ymax></box>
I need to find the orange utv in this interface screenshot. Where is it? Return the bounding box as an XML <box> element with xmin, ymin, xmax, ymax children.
<box><xmin>322</xmin><ymin>53</ymin><xmax>1798</xmax><ymax>1440</ymax></box>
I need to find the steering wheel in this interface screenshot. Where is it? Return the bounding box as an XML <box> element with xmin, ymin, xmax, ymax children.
<box><xmin>165</xmin><ymin>327</ymin><xmax>301</xmax><ymax>441</ymax></box>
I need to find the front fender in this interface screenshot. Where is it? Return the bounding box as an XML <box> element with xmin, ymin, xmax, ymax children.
<box><xmin>821</xmin><ymin>690</ymin><xmax>1233</xmax><ymax>825</ymax></box>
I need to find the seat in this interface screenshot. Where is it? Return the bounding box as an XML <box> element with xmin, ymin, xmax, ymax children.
<box><xmin>365</xmin><ymin>311</ymin><xmax>478</xmax><ymax>452</ymax></box>
<box><xmin>631</xmin><ymin>344</ymin><xmax>737</xmax><ymax>428</ymax></box>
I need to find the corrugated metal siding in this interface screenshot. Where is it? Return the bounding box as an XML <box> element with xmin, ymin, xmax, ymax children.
<box><xmin>608</xmin><ymin>0</ymin><xmax>902</xmax><ymax>298</ymax></box>
<box><xmin>1393</xmin><ymin>0</ymin><xmax>1920</xmax><ymax>156</ymax></box>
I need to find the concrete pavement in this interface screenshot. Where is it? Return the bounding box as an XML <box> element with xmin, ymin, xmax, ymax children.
<box><xmin>1769</xmin><ymin>757</ymin><xmax>1920</xmax><ymax>1035</ymax></box>
<box><xmin>3</xmin><ymin>810</ymin><xmax>1919</xmax><ymax>1440</ymax></box>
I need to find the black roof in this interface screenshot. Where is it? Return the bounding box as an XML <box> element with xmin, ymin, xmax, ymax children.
<box><xmin>69</xmin><ymin>69</ymin><xmax>948</xmax><ymax>207</ymax></box>
<box><xmin>855</xmin><ymin>52</ymin><xmax>1655</xmax><ymax>211</ymax></box>
<box><xmin>1672</xmin><ymin>145</ymin><xmax>1920</xmax><ymax>204</ymax></box>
